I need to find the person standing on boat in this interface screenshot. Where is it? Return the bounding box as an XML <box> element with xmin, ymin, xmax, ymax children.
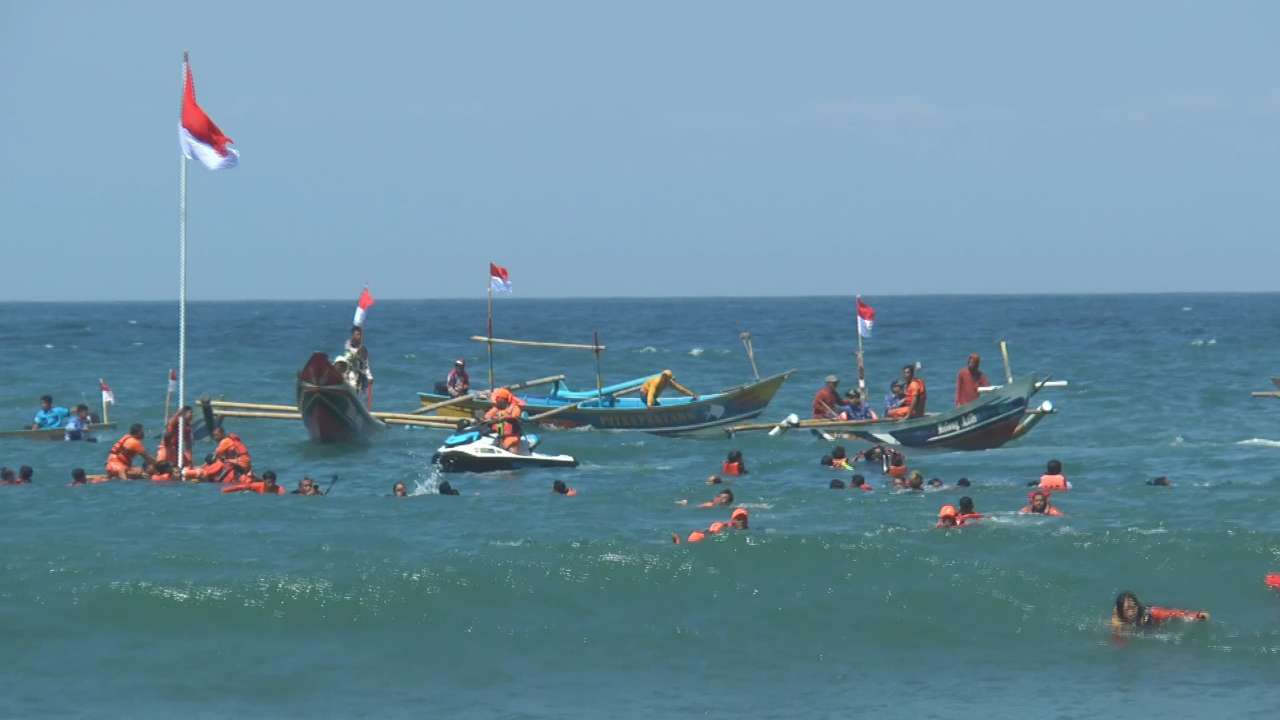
<box><xmin>812</xmin><ymin>375</ymin><xmax>843</xmax><ymax>418</ymax></box>
<box><xmin>446</xmin><ymin>359</ymin><xmax>470</xmax><ymax>397</ymax></box>
<box><xmin>887</xmin><ymin>365</ymin><xmax>926</xmax><ymax>419</ymax></box>
<box><xmin>954</xmin><ymin>353</ymin><xmax>990</xmax><ymax>406</ymax></box>
<box><xmin>342</xmin><ymin>326</ymin><xmax>373</xmax><ymax>392</ymax></box>
<box><xmin>640</xmin><ymin>370</ymin><xmax>697</xmax><ymax>407</ymax></box>
<box><xmin>31</xmin><ymin>395</ymin><xmax>70</xmax><ymax>430</ymax></box>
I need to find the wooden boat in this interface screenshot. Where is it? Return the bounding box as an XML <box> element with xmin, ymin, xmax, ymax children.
<box><xmin>418</xmin><ymin>371</ymin><xmax>794</xmax><ymax>436</ymax></box>
<box><xmin>0</xmin><ymin>423</ymin><xmax>115</xmax><ymax>442</ymax></box>
<box><xmin>731</xmin><ymin>375</ymin><xmax>1055</xmax><ymax>451</ymax></box>
<box><xmin>1250</xmin><ymin>377</ymin><xmax>1280</xmax><ymax>398</ymax></box>
<box><xmin>296</xmin><ymin>352</ymin><xmax>386</xmax><ymax>443</ymax></box>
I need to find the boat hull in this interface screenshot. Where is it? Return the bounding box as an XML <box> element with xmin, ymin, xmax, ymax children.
<box><xmin>0</xmin><ymin>423</ymin><xmax>115</xmax><ymax>442</ymax></box>
<box><xmin>296</xmin><ymin>352</ymin><xmax>386</xmax><ymax>443</ymax></box>
<box><xmin>815</xmin><ymin>376</ymin><xmax>1043</xmax><ymax>451</ymax></box>
<box><xmin>418</xmin><ymin>371</ymin><xmax>793</xmax><ymax>436</ymax></box>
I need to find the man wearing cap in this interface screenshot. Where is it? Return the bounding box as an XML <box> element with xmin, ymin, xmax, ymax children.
<box><xmin>446</xmin><ymin>359</ymin><xmax>470</xmax><ymax>397</ymax></box>
<box><xmin>954</xmin><ymin>353</ymin><xmax>989</xmax><ymax>406</ymax></box>
<box><xmin>812</xmin><ymin>375</ymin><xmax>843</xmax><ymax>418</ymax></box>
<box><xmin>839</xmin><ymin>390</ymin><xmax>877</xmax><ymax>421</ymax></box>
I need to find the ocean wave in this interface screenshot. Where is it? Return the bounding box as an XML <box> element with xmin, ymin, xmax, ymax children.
<box><xmin>688</xmin><ymin>347</ymin><xmax>704</xmax><ymax>357</ymax></box>
<box><xmin>1236</xmin><ymin>438</ymin><xmax>1280</xmax><ymax>448</ymax></box>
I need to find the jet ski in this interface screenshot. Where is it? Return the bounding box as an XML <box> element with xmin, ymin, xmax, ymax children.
<box><xmin>431</xmin><ymin>430</ymin><xmax>578</xmax><ymax>473</ymax></box>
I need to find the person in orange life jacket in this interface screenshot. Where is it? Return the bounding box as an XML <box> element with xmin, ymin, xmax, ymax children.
<box><xmin>812</xmin><ymin>375</ymin><xmax>843</xmax><ymax>418</ymax></box>
<box><xmin>640</xmin><ymin>369</ymin><xmax>697</xmax><ymax>407</ymax></box>
<box><xmin>722</xmin><ymin>450</ymin><xmax>747</xmax><ymax>476</ymax></box>
<box><xmin>552</xmin><ymin>479</ymin><xmax>577</xmax><ymax>497</ymax></box>
<box><xmin>927</xmin><ymin>478</ymin><xmax>945</xmax><ymax>489</ymax></box>
<box><xmin>676</xmin><ymin>487</ymin><xmax>732</xmax><ymax>506</ymax></box>
<box><xmin>937</xmin><ymin>504</ymin><xmax>963</xmax><ymax>528</ymax></box>
<box><xmin>1265</xmin><ymin>573</ymin><xmax>1280</xmax><ymax>591</ymax></box>
<box><xmin>850</xmin><ymin>474</ymin><xmax>873</xmax><ymax>492</ymax></box>
<box><xmin>106</xmin><ymin>424</ymin><xmax>155</xmax><ymax>479</ymax></box>
<box><xmin>1112</xmin><ymin>591</ymin><xmax>1208</xmax><ymax>629</ymax></box>
<box><xmin>1031</xmin><ymin>459</ymin><xmax>1071</xmax><ymax>491</ymax></box>
<box><xmin>155</xmin><ymin>406</ymin><xmax>195</xmax><ymax>468</ymax></box>
<box><xmin>186</xmin><ymin>426</ymin><xmax>252</xmax><ymax>482</ymax></box>
<box><xmin>954</xmin><ymin>353</ymin><xmax>990</xmax><ymax>407</ymax></box>
<box><xmin>483</xmin><ymin>388</ymin><xmax>526</xmax><ymax>453</ymax></box>
<box><xmin>957</xmin><ymin>496</ymin><xmax>983</xmax><ymax>522</ymax></box>
<box><xmin>887</xmin><ymin>365</ymin><xmax>927</xmax><ymax>419</ymax></box>
<box><xmin>673</xmin><ymin>507</ymin><xmax>749</xmax><ymax>544</ymax></box>
<box><xmin>1020</xmin><ymin>490</ymin><xmax>1063</xmax><ymax>516</ymax></box>
<box><xmin>221</xmin><ymin>470</ymin><xmax>284</xmax><ymax>495</ymax></box>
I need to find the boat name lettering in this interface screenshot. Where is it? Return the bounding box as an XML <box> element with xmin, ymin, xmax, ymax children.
<box><xmin>936</xmin><ymin>413</ymin><xmax>978</xmax><ymax>435</ymax></box>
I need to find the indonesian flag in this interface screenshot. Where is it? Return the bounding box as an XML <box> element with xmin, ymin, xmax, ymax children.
<box><xmin>99</xmin><ymin>378</ymin><xmax>115</xmax><ymax>406</ymax></box>
<box><xmin>353</xmin><ymin>287</ymin><xmax>375</xmax><ymax>327</ymax></box>
<box><xmin>490</xmin><ymin>262</ymin><xmax>512</xmax><ymax>293</ymax></box>
<box><xmin>167</xmin><ymin>369</ymin><xmax>178</xmax><ymax>393</ymax></box>
<box><xmin>179</xmin><ymin>53</ymin><xmax>239</xmax><ymax>171</ymax></box>
<box><xmin>856</xmin><ymin>296</ymin><xmax>875</xmax><ymax>338</ymax></box>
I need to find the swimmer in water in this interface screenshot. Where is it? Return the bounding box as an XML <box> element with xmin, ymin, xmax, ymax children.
<box><xmin>438</xmin><ymin>481</ymin><xmax>460</xmax><ymax>496</ymax></box>
<box><xmin>956</xmin><ymin>478</ymin><xmax>971</xmax><ymax>488</ymax></box>
<box><xmin>829</xmin><ymin>478</ymin><xmax>846</xmax><ymax>489</ymax></box>
<box><xmin>830</xmin><ymin>446</ymin><xmax>853</xmax><ymax>471</ymax></box>
<box><xmin>552</xmin><ymin>479</ymin><xmax>577</xmax><ymax>496</ymax></box>
<box><xmin>1266</xmin><ymin>573</ymin><xmax>1280</xmax><ymax>591</ymax></box>
<box><xmin>706</xmin><ymin>474</ymin><xmax>723</xmax><ymax>485</ymax></box>
<box><xmin>1020</xmin><ymin>490</ymin><xmax>1063</xmax><ymax>516</ymax></box>
<box><xmin>906</xmin><ymin>471</ymin><xmax>924</xmax><ymax>492</ymax></box>
<box><xmin>392</xmin><ymin>482</ymin><xmax>408</xmax><ymax>497</ymax></box>
<box><xmin>672</xmin><ymin>507</ymin><xmax>749</xmax><ymax>544</ymax></box>
<box><xmin>697</xmin><ymin>488</ymin><xmax>733</xmax><ymax>507</ymax></box>
<box><xmin>722</xmin><ymin>450</ymin><xmax>748</xmax><ymax>476</ymax></box>
<box><xmin>1033</xmin><ymin>459</ymin><xmax>1071</xmax><ymax>491</ymax></box>
<box><xmin>936</xmin><ymin>504</ymin><xmax>962</xmax><ymax>528</ymax></box>
<box><xmin>850</xmin><ymin>474</ymin><xmax>873</xmax><ymax>492</ymax></box>
<box><xmin>927</xmin><ymin>477</ymin><xmax>944</xmax><ymax>489</ymax></box>
<box><xmin>957</xmin><ymin>496</ymin><xmax>983</xmax><ymax>522</ymax></box>
<box><xmin>0</xmin><ymin>468</ymin><xmax>16</xmax><ymax>484</ymax></box>
<box><xmin>1147</xmin><ymin>476</ymin><xmax>1171</xmax><ymax>487</ymax></box>
<box><xmin>69</xmin><ymin>468</ymin><xmax>88</xmax><ymax>485</ymax></box>
<box><xmin>1111</xmin><ymin>591</ymin><xmax>1209</xmax><ymax>629</ymax></box>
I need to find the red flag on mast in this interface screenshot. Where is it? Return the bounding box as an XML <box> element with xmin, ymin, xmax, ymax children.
<box><xmin>179</xmin><ymin>54</ymin><xmax>239</xmax><ymax>170</ymax></box>
<box><xmin>353</xmin><ymin>287</ymin><xmax>375</xmax><ymax>327</ymax></box>
<box><xmin>856</xmin><ymin>297</ymin><xmax>876</xmax><ymax>339</ymax></box>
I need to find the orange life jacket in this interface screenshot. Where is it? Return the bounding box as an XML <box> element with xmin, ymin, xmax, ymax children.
<box><xmin>906</xmin><ymin>378</ymin><xmax>927</xmax><ymax>417</ymax></box>
<box><xmin>887</xmin><ymin>464</ymin><xmax>908</xmax><ymax>479</ymax></box>
<box><xmin>1039</xmin><ymin>474</ymin><xmax>1069</xmax><ymax>491</ymax></box>
<box><xmin>221</xmin><ymin>481</ymin><xmax>284</xmax><ymax>495</ymax></box>
<box><xmin>722</xmin><ymin>461</ymin><xmax>744</xmax><ymax>476</ymax></box>
<box><xmin>214</xmin><ymin>434</ymin><xmax>252</xmax><ymax>471</ymax></box>
<box><xmin>108</xmin><ymin>434</ymin><xmax>144</xmax><ymax>465</ymax></box>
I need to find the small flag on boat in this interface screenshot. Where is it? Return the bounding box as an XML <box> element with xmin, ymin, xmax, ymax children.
<box><xmin>99</xmin><ymin>378</ymin><xmax>115</xmax><ymax>406</ymax></box>
<box><xmin>353</xmin><ymin>287</ymin><xmax>376</xmax><ymax>327</ymax></box>
<box><xmin>490</xmin><ymin>262</ymin><xmax>512</xmax><ymax>293</ymax></box>
<box><xmin>179</xmin><ymin>53</ymin><xmax>239</xmax><ymax>171</ymax></box>
<box><xmin>167</xmin><ymin>369</ymin><xmax>178</xmax><ymax>393</ymax></box>
<box><xmin>856</xmin><ymin>296</ymin><xmax>875</xmax><ymax>339</ymax></box>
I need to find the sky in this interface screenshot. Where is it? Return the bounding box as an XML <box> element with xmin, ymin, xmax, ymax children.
<box><xmin>2</xmin><ymin>1</ymin><xmax>1279</xmax><ymax>300</ymax></box>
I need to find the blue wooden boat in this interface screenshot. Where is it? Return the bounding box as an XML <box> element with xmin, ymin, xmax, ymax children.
<box><xmin>732</xmin><ymin>375</ymin><xmax>1054</xmax><ymax>451</ymax></box>
<box><xmin>418</xmin><ymin>371</ymin><xmax>793</xmax><ymax>436</ymax></box>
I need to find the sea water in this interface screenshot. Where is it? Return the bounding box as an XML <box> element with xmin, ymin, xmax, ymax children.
<box><xmin>2</xmin><ymin>295</ymin><xmax>1279</xmax><ymax>717</ymax></box>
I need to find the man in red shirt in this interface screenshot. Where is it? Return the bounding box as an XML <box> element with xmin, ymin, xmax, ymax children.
<box><xmin>954</xmin><ymin>353</ymin><xmax>990</xmax><ymax>406</ymax></box>
<box><xmin>812</xmin><ymin>375</ymin><xmax>842</xmax><ymax>418</ymax></box>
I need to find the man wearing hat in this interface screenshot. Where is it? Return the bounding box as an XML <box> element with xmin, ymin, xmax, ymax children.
<box><xmin>812</xmin><ymin>374</ymin><xmax>843</xmax><ymax>418</ymax></box>
<box><xmin>446</xmin><ymin>359</ymin><xmax>470</xmax><ymax>398</ymax></box>
<box><xmin>954</xmin><ymin>353</ymin><xmax>989</xmax><ymax>406</ymax></box>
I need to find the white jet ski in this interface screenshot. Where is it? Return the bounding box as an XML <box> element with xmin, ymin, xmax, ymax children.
<box><xmin>431</xmin><ymin>430</ymin><xmax>578</xmax><ymax>473</ymax></box>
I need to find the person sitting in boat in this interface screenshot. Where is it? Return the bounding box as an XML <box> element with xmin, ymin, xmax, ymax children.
<box><xmin>838</xmin><ymin>391</ymin><xmax>877</xmax><ymax>422</ymax></box>
<box><xmin>640</xmin><ymin>369</ymin><xmax>697</xmax><ymax>407</ymax></box>
<box><xmin>483</xmin><ymin>387</ymin><xmax>527</xmax><ymax>453</ymax></box>
<box><xmin>883</xmin><ymin>380</ymin><xmax>907</xmax><ymax>417</ymax></box>
<box><xmin>105</xmin><ymin>424</ymin><xmax>156</xmax><ymax>480</ymax></box>
<box><xmin>341</xmin><ymin>325</ymin><xmax>373</xmax><ymax>392</ymax></box>
<box><xmin>31</xmin><ymin>395</ymin><xmax>70</xmax><ymax>430</ymax></box>
<box><xmin>812</xmin><ymin>375</ymin><xmax>843</xmax><ymax>418</ymax></box>
<box><xmin>955</xmin><ymin>353</ymin><xmax>990</xmax><ymax>406</ymax></box>
<box><xmin>155</xmin><ymin>406</ymin><xmax>195</xmax><ymax>469</ymax></box>
<box><xmin>886</xmin><ymin>365</ymin><xmax>926</xmax><ymax>420</ymax></box>
<box><xmin>64</xmin><ymin>404</ymin><xmax>93</xmax><ymax>441</ymax></box>
<box><xmin>446</xmin><ymin>359</ymin><xmax>470</xmax><ymax>397</ymax></box>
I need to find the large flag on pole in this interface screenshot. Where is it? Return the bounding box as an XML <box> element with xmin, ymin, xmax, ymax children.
<box><xmin>179</xmin><ymin>55</ymin><xmax>239</xmax><ymax>171</ymax></box>
<box><xmin>490</xmin><ymin>262</ymin><xmax>512</xmax><ymax>293</ymax></box>
<box><xmin>167</xmin><ymin>368</ymin><xmax>178</xmax><ymax>393</ymax></box>
<box><xmin>856</xmin><ymin>296</ymin><xmax>876</xmax><ymax>338</ymax></box>
<box><xmin>353</xmin><ymin>287</ymin><xmax>375</xmax><ymax>326</ymax></box>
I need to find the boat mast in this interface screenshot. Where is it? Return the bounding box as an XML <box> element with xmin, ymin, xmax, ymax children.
<box><xmin>177</xmin><ymin>51</ymin><xmax>189</xmax><ymax>471</ymax></box>
<box><xmin>486</xmin><ymin>265</ymin><xmax>495</xmax><ymax>392</ymax></box>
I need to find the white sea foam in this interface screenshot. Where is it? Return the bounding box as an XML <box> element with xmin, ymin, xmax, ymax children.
<box><xmin>688</xmin><ymin>347</ymin><xmax>704</xmax><ymax>357</ymax></box>
<box><xmin>43</xmin><ymin>343</ymin><xmax>54</xmax><ymax>349</ymax></box>
<box><xmin>638</xmin><ymin>346</ymin><xmax>658</xmax><ymax>353</ymax></box>
<box><xmin>128</xmin><ymin>320</ymin><xmax>138</xmax><ymax>325</ymax></box>
<box><xmin>1237</xmin><ymin>438</ymin><xmax>1280</xmax><ymax>448</ymax></box>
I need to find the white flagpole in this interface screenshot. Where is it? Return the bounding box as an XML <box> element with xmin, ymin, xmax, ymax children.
<box><xmin>177</xmin><ymin>51</ymin><xmax>189</xmax><ymax>472</ymax></box>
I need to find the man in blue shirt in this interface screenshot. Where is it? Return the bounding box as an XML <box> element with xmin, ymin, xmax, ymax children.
<box><xmin>841</xmin><ymin>391</ymin><xmax>878</xmax><ymax>422</ymax></box>
<box><xmin>883</xmin><ymin>381</ymin><xmax>907</xmax><ymax>417</ymax></box>
<box><xmin>31</xmin><ymin>395</ymin><xmax>69</xmax><ymax>430</ymax></box>
<box><xmin>64</xmin><ymin>404</ymin><xmax>93</xmax><ymax>441</ymax></box>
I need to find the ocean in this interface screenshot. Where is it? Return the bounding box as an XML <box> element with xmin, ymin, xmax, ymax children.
<box><xmin>3</xmin><ymin>294</ymin><xmax>1279</xmax><ymax>718</ymax></box>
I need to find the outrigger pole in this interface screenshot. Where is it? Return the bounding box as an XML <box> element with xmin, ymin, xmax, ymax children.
<box><xmin>593</xmin><ymin>330</ymin><xmax>604</xmax><ymax>399</ymax></box>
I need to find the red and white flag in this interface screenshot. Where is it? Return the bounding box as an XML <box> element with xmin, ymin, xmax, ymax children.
<box><xmin>353</xmin><ymin>287</ymin><xmax>375</xmax><ymax>326</ymax></box>
<box><xmin>856</xmin><ymin>296</ymin><xmax>875</xmax><ymax>339</ymax></box>
<box><xmin>99</xmin><ymin>378</ymin><xmax>115</xmax><ymax>406</ymax></box>
<box><xmin>490</xmin><ymin>262</ymin><xmax>512</xmax><ymax>293</ymax></box>
<box><xmin>167</xmin><ymin>369</ymin><xmax>178</xmax><ymax>393</ymax></box>
<box><xmin>179</xmin><ymin>53</ymin><xmax>239</xmax><ymax>171</ymax></box>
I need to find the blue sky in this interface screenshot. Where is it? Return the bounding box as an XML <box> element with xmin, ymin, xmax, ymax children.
<box><xmin>3</xmin><ymin>1</ymin><xmax>1278</xmax><ymax>300</ymax></box>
